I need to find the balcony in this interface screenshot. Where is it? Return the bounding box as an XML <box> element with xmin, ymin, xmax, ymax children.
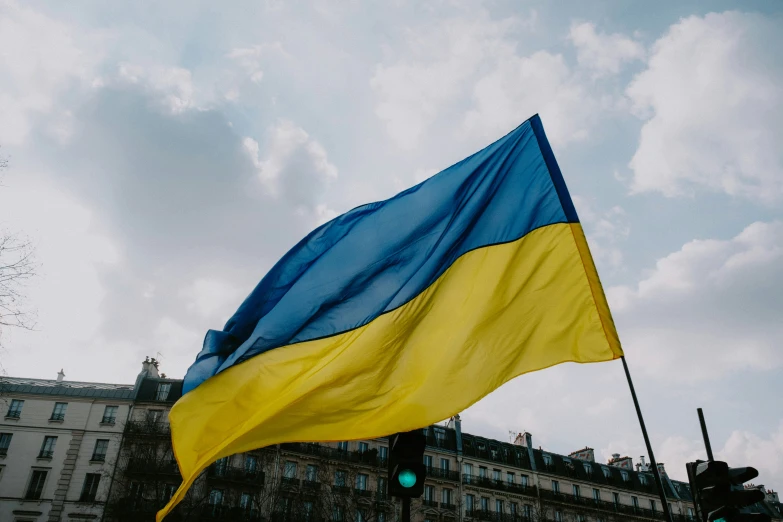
<box><xmin>440</xmin><ymin>502</ymin><xmax>457</xmax><ymax>511</ymax></box>
<box><xmin>206</xmin><ymin>464</ymin><xmax>265</xmax><ymax>487</ymax></box>
<box><xmin>124</xmin><ymin>457</ymin><xmax>180</xmax><ymax>477</ymax></box>
<box><xmin>124</xmin><ymin>419</ymin><xmax>171</xmax><ymax>438</ymax></box>
<box><xmin>50</xmin><ymin>413</ymin><xmax>65</xmax><ymax>421</ymax></box>
<box><xmin>538</xmin><ymin>489</ymin><xmax>670</xmax><ymax>520</ymax></box>
<box><xmin>101</xmin><ymin>416</ymin><xmax>117</xmax><ymax>425</ymax></box>
<box><xmin>423</xmin><ymin>499</ymin><xmax>439</xmax><ymax>508</ymax></box>
<box><xmin>38</xmin><ymin>450</ymin><xmax>54</xmax><ymax>459</ymax></box>
<box><xmin>5</xmin><ymin>410</ymin><xmax>20</xmax><ymax>419</ymax></box>
<box><xmin>462</xmin><ymin>475</ymin><xmax>537</xmax><ymax>497</ymax></box>
<box><xmin>425</xmin><ymin>466</ymin><xmax>460</xmax><ymax>481</ymax></box>
<box><xmin>355</xmin><ymin>488</ymin><xmax>373</xmax><ymax>499</ymax></box>
<box><xmin>280</xmin><ymin>443</ymin><xmax>384</xmax><ymax>468</ymax></box>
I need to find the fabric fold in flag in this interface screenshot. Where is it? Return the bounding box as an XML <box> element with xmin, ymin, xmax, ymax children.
<box><xmin>157</xmin><ymin>113</ymin><xmax>623</xmax><ymax>521</ymax></box>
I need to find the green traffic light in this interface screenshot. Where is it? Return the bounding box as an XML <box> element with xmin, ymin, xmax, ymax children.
<box><xmin>398</xmin><ymin>469</ymin><xmax>417</xmax><ymax>488</ymax></box>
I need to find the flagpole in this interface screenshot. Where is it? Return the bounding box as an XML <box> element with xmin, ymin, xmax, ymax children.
<box><xmin>621</xmin><ymin>356</ymin><xmax>673</xmax><ymax>522</ymax></box>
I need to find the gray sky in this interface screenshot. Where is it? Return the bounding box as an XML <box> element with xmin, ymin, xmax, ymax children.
<box><xmin>1</xmin><ymin>0</ymin><xmax>781</xmax><ymax>490</ymax></box>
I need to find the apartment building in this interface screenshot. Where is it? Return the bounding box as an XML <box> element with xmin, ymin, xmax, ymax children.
<box><xmin>3</xmin><ymin>360</ymin><xmax>782</xmax><ymax>522</ymax></box>
<box><xmin>0</xmin><ymin>370</ymin><xmax>134</xmax><ymax>522</ymax></box>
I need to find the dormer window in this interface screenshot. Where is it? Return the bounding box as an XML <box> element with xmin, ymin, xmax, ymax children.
<box><xmin>602</xmin><ymin>466</ymin><xmax>611</xmax><ymax>479</ymax></box>
<box><xmin>640</xmin><ymin>474</ymin><xmax>648</xmax><ymax>485</ymax></box>
<box><xmin>155</xmin><ymin>382</ymin><xmax>171</xmax><ymax>401</ymax></box>
<box><xmin>583</xmin><ymin>463</ymin><xmax>592</xmax><ymax>476</ymax></box>
<box><xmin>543</xmin><ymin>454</ymin><xmax>553</xmax><ymax>466</ymax></box>
<box><xmin>621</xmin><ymin>471</ymin><xmax>629</xmax><ymax>482</ymax></box>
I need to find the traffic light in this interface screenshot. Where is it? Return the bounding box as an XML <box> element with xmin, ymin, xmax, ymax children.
<box><xmin>387</xmin><ymin>430</ymin><xmax>427</xmax><ymax>498</ymax></box>
<box><xmin>686</xmin><ymin>460</ymin><xmax>770</xmax><ymax>522</ymax></box>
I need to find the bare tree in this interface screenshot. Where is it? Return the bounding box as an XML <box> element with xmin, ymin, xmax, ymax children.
<box><xmin>0</xmin><ymin>152</ymin><xmax>37</xmax><ymax>355</ymax></box>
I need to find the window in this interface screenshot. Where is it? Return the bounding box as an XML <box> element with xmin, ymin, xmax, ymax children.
<box><xmin>7</xmin><ymin>399</ymin><xmax>23</xmax><ymax>419</ymax></box>
<box><xmin>424</xmin><ymin>455</ymin><xmax>433</xmax><ymax>468</ymax></box>
<box><xmin>577</xmin><ymin>515</ymin><xmax>586</xmax><ymax>522</ymax></box>
<box><xmin>303</xmin><ymin>500</ymin><xmax>314</xmax><ymax>521</ymax></box>
<box><xmin>129</xmin><ymin>481</ymin><xmax>144</xmax><ymax>499</ymax></box>
<box><xmin>337</xmin><ymin>441</ymin><xmax>349</xmax><ymax>451</ymax></box>
<box><xmin>479</xmin><ymin>466</ymin><xmax>487</xmax><ymax>478</ymax></box>
<box><xmin>80</xmin><ymin>473</ymin><xmax>101</xmax><ymax>502</ymax></box>
<box><xmin>434</xmin><ymin>427</ymin><xmax>446</xmax><ymax>445</ymax></box>
<box><xmin>465</xmin><ymin>494</ymin><xmax>474</xmax><ymax>511</ymax></box>
<box><xmin>551</xmin><ymin>480</ymin><xmax>560</xmax><ymax>493</ymax></box>
<box><xmin>523</xmin><ymin>505</ymin><xmax>532</xmax><ymax>519</ymax></box>
<box><xmin>650</xmin><ymin>500</ymin><xmax>657</xmax><ymax>513</ymax></box>
<box><xmin>493</xmin><ymin>469</ymin><xmax>501</xmax><ymax>481</ymax></box>
<box><xmin>640</xmin><ymin>474</ymin><xmax>648</xmax><ymax>485</ymax></box>
<box><xmin>155</xmin><ymin>382</ymin><xmax>171</xmax><ymax>401</ymax></box>
<box><xmin>306</xmin><ymin>464</ymin><xmax>318</xmax><ymax>482</ymax></box>
<box><xmin>481</xmin><ymin>497</ymin><xmax>489</xmax><ymax>511</ymax></box>
<box><xmin>91</xmin><ymin>440</ymin><xmax>109</xmax><ymax>462</ymax></box>
<box><xmin>358</xmin><ymin>442</ymin><xmax>368</xmax><ymax>453</ymax></box>
<box><xmin>245</xmin><ymin>455</ymin><xmax>258</xmax><ymax>474</ymax></box>
<box><xmin>147</xmin><ymin>409</ymin><xmax>163</xmax><ymax>423</ymax></box>
<box><xmin>583</xmin><ymin>463</ymin><xmax>592</xmax><ymax>476</ymax></box>
<box><xmin>209</xmin><ymin>489</ymin><xmax>223</xmax><ymax>505</ymax></box>
<box><xmin>240</xmin><ymin>492</ymin><xmax>253</xmax><ymax>512</ymax></box>
<box><xmin>284</xmin><ymin>461</ymin><xmax>297</xmax><ymax>478</ymax></box>
<box><xmin>440</xmin><ymin>458</ymin><xmax>450</xmax><ymax>471</ymax></box>
<box><xmin>50</xmin><ymin>402</ymin><xmax>67</xmax><ymax>421</ymax></box>
<box><xmin>495</xmin><ymin>499</ymin><xmax>503</xmax><ymax>513</ymax></box>
<box><xmin>334</xmin><ymin>470</ymin><xmax>346</xmax><ymax>487</ymax></box>
<box><xmin>377</xmin><ymin>512</ymin><xmax>385</xmax><ymax>522</ymax></box>
<box><xmin>101</xmin><ymin>405</ymin><xmax>118</xmax><ymax>424</ymax></box>
<box><xmin>520</xmin><ymin>474</ymin><xmax>529</xmax><ymax>487</ymax></box>
<box><xmin>687</xmin><ymin>508</ymin><xmax>695</xmax><ymax>520</ymax></box>
<box><xmin>442</xmin><ymin>488</ymin><xmax>452</xmax><ymax>504</ymax></box>
<box><xmin>621</xmin><ymin>471</ymin><xmax>629</xmax><ymax>482</ymax></box>
<box><xmin>356</xmin><ymin>473</ymin><xmax>368</xmax><ymax>490</ymax></box>
<box><xmin>39</xmin><ymin>436</ymin><xmax>57</xmax><ymax>459</ymax></box>
<box><xmin>0</xmin><ymin>433</ymin><xmax>12</xmax><ymax>456</ymax></box>
<box><xmin>333</xmin><ymin>505</ymin><xmax>344</xmax><ymax>521</ymax></box>
<box><xmin>507</xmin><ymin>471</ymin><xmax>515</xmax><ymax>484</ymax></box>
<box><xmin>378</xmin><ymin>446</ymin><xmax>388</xmax><ymax>462</ymax></box>
<box><xmin>543</xmin><ymin>454</ymin><xmax>553</xmax><ymax>466</ymax></box>
<box><xmin>378</xmin><ymin>476</ymin><xmax>387</xmax><ymax>496</ymax></box>
<box><xmin>25</xmin><ymin>469</ymin><xmax>48</xmax><ymax>500</ymax></box>
<box><xmin>463</xmin><ymin>463</ymin><xmax>473</xmax><ymax>481</ymax></box>
<box><xmin>632</xmin><ymin>496</ymin><xmax>639</xmax><ymax>508</ymax></box>
<box><xmin>162</xmin><ymin>483</ymin><xmax>176</xmax><ymax>501</ymax></box>
<box><xmin>573</xmin><ymin>484</ymin><xmax>581</xmax><ymax>498</ymax></box>
<box><xmin>214</xmin><ymin>457</ymin><xmax>228</xmax><ymax>475</ymax></box>
<box><xmin>602</xmin><ymin>466</ymin><xmax>611</xmax><ymax>479</ymax></box>
<box><xmin>554</xmin><ymin>510</ymin><xmax>563</xmax><ymax>522</ymax></box>
<box><xmin>593</xmin><ymin>488</ymin><xmax>601</xmax><ymax>501</ymax></box>
<box><xmin>613</xmin><ymin>492</ymin><xmax>620</xmax><ymax>505</ymax></box>
<box><xmin>424</xmin><ymin>485</ymin><xmax>434</xmax><ymax>501</ymax></box>
<box><xmin>510</xmin><ymin>503</ymin><xmax>517</xmax><ymax>515</ymax></box>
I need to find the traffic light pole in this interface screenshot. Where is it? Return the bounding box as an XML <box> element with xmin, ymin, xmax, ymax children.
<box><xmin>401</xmin><ymin>497</ymin><xmax>411</xmax><ymax>522</ymax></box>
<box><xmin>621</xmin><ymin>356</ymin><xmax>674</xmax><ymax>522</ymax></box>
<box><xmin>697</xmin><ymin>408</ymin><xmax>714</xmax><ymax>461</ymax></box>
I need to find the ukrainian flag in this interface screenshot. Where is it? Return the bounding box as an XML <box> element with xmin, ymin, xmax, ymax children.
<box><xmin>157</xmin><ymin>114</ymin><xmax>622</xmax><ymax>520</ymax></box>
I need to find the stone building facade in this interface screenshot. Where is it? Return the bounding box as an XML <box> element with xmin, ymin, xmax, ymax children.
<box><xmin>0</xmin><ymin>371</ymin><xmax>134</xmax><ymax>522</ymax></box>
<box><xmin>2</xmin><ymin>360</ymin><xmax>782</xmax><ymax>522</ymax></box>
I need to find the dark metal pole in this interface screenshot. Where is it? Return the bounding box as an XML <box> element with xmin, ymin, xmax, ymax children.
<box><xmin>401</xmin><ymin>497</ymin><xmax>411</xmax><ymax>522</ymax></box>
<box><xmin>621</xmin><ymin>356</ymin><xmax>673</xmax><ymax>522</ymax></box>
<box><xmin>697</xmin><ymin>408</ymin><xmax>714</xmax><ymax>461</ymax></box>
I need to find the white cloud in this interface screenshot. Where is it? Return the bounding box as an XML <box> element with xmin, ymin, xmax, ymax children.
<box><xmin>182</xmin><ymin>279</ymin><xmax>244</xmax><ymax>321</ymax></box>
<box><xmin>569</xmin><ymin>22</ymin><xmax>645</xmax><ymax>77</ymax></box>
<box><xmin>227</xmin><ymin>42</ymin><xmax>287</xmax><ymax>85</ymax></box>
<box><xmin>117</xmin><ymin>63</ymin><xmax>195</xmax><ymax>113</ymax></box>
<box><xmin>371</xmin><ymin>10</ymin><xmax>610</xmax><ymax>150</ymax></box>
<box><xmin>626</xmin><ymin>11</ymin><xmax>783</xmax><ymax>203</ymax></box>
<box><xmin>244</xmin><ymin>120</ymin><xmax>338</xmax><ymax>213</ymax></box>
<box><xmin>608</xmin><ymin>221</ymin><xmax>783</xmax><ymax>381</ymax></box>
<box><xmin>463</xmin><ymin>50</ymin><xmax>595</xmax><ymax>147</ymax></box>
<box><xmin>370</xmin><ymin>12</ymin><xmax>517</xmax><ymax>149</ymax></box>
<box><xmin>0</xmin><ymin>0</ymin><xmax>102</xmax><ymax>145</ymax></box>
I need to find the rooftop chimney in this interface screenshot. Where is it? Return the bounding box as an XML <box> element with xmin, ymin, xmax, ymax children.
<box><xmin>514</xmin><ymin>431</ymin><xmax>533</xmax><ymax>448</ymax></box>
<box><xmin>140</xmin><ymin>356</ymin><xmax>160</xmax><ymax>379</ymax></box>
<box><xmin>608</xmin><ymin>454</ymin><xmax>633</xmax><ymax>469</ymax></box>
<box><xmin>568</xmin><ymin>447</ymin><xmax>595</xmax><ymax>462</ymax></box>
<box><xmin>56</xmin><ymin>369</ymin><xmax>65</xmax><ymax>383</ymax></box>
